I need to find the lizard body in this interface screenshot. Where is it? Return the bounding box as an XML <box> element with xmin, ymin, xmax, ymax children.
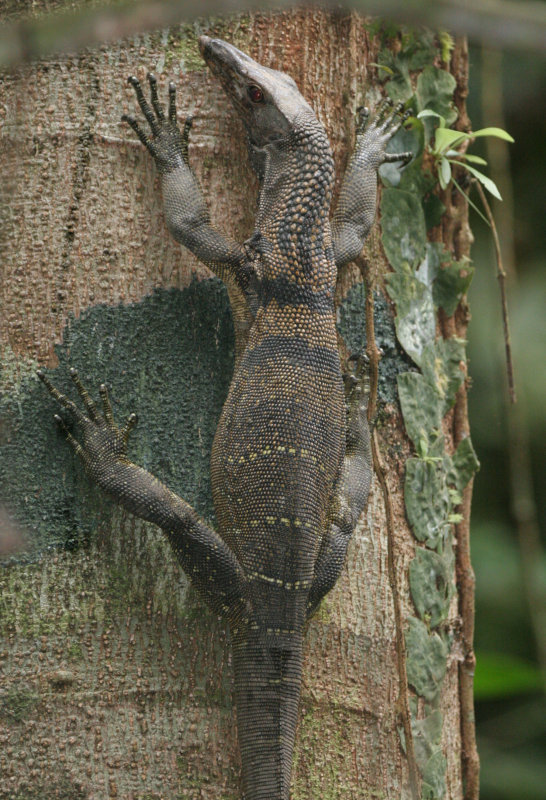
<box><xmin>40</xmin><ymin>37</ymin><xmax>410</xmax><ymax>800</ymax></box>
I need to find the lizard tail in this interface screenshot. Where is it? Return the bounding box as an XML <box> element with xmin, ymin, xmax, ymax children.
<box><xmin>232</xmin><ymin>636</ymin><xmax>304</xmax><ymax>800</ymax></box>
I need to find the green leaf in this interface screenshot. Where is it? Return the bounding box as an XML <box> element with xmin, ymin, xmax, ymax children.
<box><xmin>423</xmin><ymin>193</ymin><xmax>446</xmax><ymax>230</ymax></box>
<box><xmin>405</xmin><ymin>457</ymin><xmax>451</xmax><ymax>548</ymax></box>
<box><xmin>384</xmin><ymin>61</ymin><xmax>413</xmax><ymax>104</ymax></box>
<box><xmin>410</xmin><ymin>548</ymin><xmax>453</xmax><ymax>627</ymax></box>
<box><xmin>377</xmin><ymin>47</ymin><xmax>397</xmax><ymax>76</ymax></box>
<box><xmin>422</xmin><ymin>751</ymin><xmax>447</xmax><ymax>799</ymax></box>
<box><xmin>406</xmin><ymin>28</ymin><xmax>436</xmax><ymax>70</ymax></box>
<box><xmin>421</xmin><ymin>338</ymin><xmax>466</xmax><ymax>415</ymax></box>
<box><xmin>406</xmin><ymin>616</ymin><xmax>448</xmax><ymax>701</ymax></box>
<box><xmin>416</xmin><ymin>66</ymin><xmax>458</xmax><ymax>127</ymax></box>
<box><xmin>432</xmin><ymin>256</ymin><xmax>474</xmax><ymax>316</ymax></box>
<box><xmin>415</xmin><ymin>241</ymin><xmax>443</xmax><ymax>288</ymax></box>
<box><xmin>450</xmin><ymin>436</ymin><xmax>480</xmax><ymax>491</ymax></box>
<box><xmin>398</xmin><ymin>373</ymin><xmax>443</xmax><ymax>445</ymax></box>
<box><xmin>439</xmin><ymin>157</ymin><xmax>451</xmax><ymax>189</ymax></box>
<box><xmin>470</xmin><ymin>126</ymin><xmax>515</xmax><ymax>142</ymax></box>
<box><xmin>379</xmin><ymin>32</ymin><xmax>436</xmax><ymax>103</ymax></box>
<box><xmin>381</xmin><ymin>189</ymin><xmax>427</xmax><ymax>270</ymax></box>
<box><xmin>371</xmin><ymin>63</ymin><xmax>394</xmax><ymax>76</ymax></box>
<box><xmin>417</xmin><ymin>109</ymin><xmax>446</xmax><ymax>128</ymax></box>
<box><xmin>452</xmin><ymin>161</ymin><xmax>503</xmax><ymax>200</ymax></box>
<box><xmin>387</xmin><ymin>269</ymin><xmax>435</xmax><ymax>365</ymax></box>
<box><xmin>398</xmin><ymin>156</ymin><xmax>436</xmax><ymax>199</ymax></box>
<box><xmin>461</xmin><ymin>153</ymin><xmax>488</xmax><ymax>165</ymax></box>
<box><xmin>411</xmin><ymin>709</ymin><xmax>444</xmax><ymax>769</ymax></box>
<box><xmin>474</xmin><ymin>652</ymin><xmax>543</xmax><ymax>699</ymax></box>
<box><xmin>438</xmin><ymin>30</ymin><xmax>455</xmax><ymax>64</ymax></box>
<box><xmin>434</xmin><ymin>127</ymin><xmax>467</xmax><ymax>154</ymax></box>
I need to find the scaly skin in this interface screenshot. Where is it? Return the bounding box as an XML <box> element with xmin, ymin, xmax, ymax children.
<box><xmin>40</xmin><ymin>37</ymin><xmax>411</xmax><ymax>800</ymax></box>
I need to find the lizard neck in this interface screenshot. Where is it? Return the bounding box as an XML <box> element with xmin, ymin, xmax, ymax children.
<box><xmin>255</xmin><ymin>112</ymin><xmax>336</xmax><ymax>293</ymax></box>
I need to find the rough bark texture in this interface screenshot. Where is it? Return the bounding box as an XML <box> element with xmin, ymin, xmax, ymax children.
<box><xmin>0</xmin><ymin>9</ymin><xmax>473</xmax><ymax>799</ymax></box>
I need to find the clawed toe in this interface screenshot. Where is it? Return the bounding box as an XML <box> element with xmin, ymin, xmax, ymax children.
<box><xmin>344</xmin><ymin>354</ymin><xmax>370</xmax><ymax>396</ymax></box>
<box><xmin>382</xmin><ymin>150</ymin><xmax>413</xmax><ymax>164</ymax></box>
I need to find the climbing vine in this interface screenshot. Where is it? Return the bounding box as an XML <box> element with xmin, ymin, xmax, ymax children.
<box><xmin>376</xmin><ymin>28</ymin><xmax>480</xmax><ymax>798</ymax></box>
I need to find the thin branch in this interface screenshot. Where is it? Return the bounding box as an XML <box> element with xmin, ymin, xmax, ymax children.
<box><xmin>355</xmin><ymin>254</ymin><xmax>380</xmax><ymax>422</ymax></box>
<box><xmin>451</xmin><ymin>355</ymin><xmax>479</xmax><ymax>798</ymax></box>
<box><xmin>454</xmin><ymin>475</ymin><xmax>480</xmax><ymax>800</ymax></box>
<box><xmin>473</xmin><ymin>179</ymin><xmax>516</xmax><ymax>403</ymax></box>
<box><xmin>356</xmin><ymin>252</ymin><xmax>420</xmax><ymax>799</ymax></box>
<box><xmin>1</xmin><ymin>0</ymin><xmax>546</xmax><ymax>67</ymax></box>
<box><xmin>442</xmin><ymin>37</ymin><xmax>480</xmax><ymax>800</ymax></box>
<box><xmin>370</xmin><ymin>429</ymin><xmax>421</xmax><ymax>800</ymax></box>
<box><xmin>451</xmin><ymin>175</ymin><xmax>491</xmax><ymax>228</ymax></box>
<box><xmin>452</xmin><ymin>379</ymin><xmax>479</xmax><ymax>800</ymax></box>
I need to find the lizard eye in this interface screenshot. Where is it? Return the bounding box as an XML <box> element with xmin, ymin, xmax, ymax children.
<box><xmin>247</xmin><ymin>85</ymin><xmax>264</xmax><ymax>103</ymax></box>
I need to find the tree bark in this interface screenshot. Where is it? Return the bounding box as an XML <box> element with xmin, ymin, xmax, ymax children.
<box><xmin>0</xmin><ymin>8</ymin><xmax>475</xmax><ymax>799</ymax></box>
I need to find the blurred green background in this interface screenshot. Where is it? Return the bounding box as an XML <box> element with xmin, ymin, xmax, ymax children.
<box><xmin>466</xmin><ymin>43</ymin><xmax>546</xmax><ymax>800</ymax></box>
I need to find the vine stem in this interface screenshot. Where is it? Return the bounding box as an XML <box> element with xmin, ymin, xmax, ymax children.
<box><xmin>442</xmin><ymin>38</ymin><xmax>481</xmax><ymax>799</ymax></box>
<box><xmin>356</xmin><ymin>254</ymin><xmax>421</xmax><ymax>800</ymax></box>
<box><xmin>473</xmin><ymin>179</ymin><xmax>516</xmax><ymax>403</ymax></box>
<box><xmin>356</xmin><ymin>254</ymin><xmax>380</xmax><ymax>423</ymax></box>
<box><xmin>370</xmin><ymin>430</ymin><xmax>421</xmax><ymax>800</ymax></box>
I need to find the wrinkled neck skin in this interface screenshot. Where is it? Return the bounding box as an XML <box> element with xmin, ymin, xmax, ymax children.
<box><xmin>253</xmin><ymin>111</ymin><xmax>336</xmax><ymax>292</ymax></box>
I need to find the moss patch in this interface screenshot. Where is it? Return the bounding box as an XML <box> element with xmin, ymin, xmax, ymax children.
<box><xmin>0</xmin><ymin>278</ymin><xmax>234</xmax><ymax>562</ymax></box>
<box><xmin>337</xmin><ymin>284</ymin><xmax>415</xmax><ymax>406</ymax></box>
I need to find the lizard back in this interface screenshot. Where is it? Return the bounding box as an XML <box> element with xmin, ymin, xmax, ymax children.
<box><xmin>202</xmin><ymin>44</ymin><xmax>344</xmax><ymax>797</ymax></box>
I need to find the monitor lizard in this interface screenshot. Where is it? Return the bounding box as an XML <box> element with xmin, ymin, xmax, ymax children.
<box><xmin>39</xmin><ymin>36</ymin><xmax>411</xmax><ymax>800</ymax></box>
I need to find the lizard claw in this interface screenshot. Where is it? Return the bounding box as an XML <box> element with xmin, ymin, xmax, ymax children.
<box><xmin>356</xmin><ymin>106</ymin><xmax>370</xmax><ymax>132</ymax></box>
<box><xmin>382</xmin><ymin>150</ymin><xmax>413</xmax><ymax>165</ymax></box>
<box><xmin>168</xmin><ymin>82</ymin><xmax>177</xmax><ymax>122</ymax></box>
<box><xmin>147</xmin><ymin>72</ymin><xmax>165</xmax><ymax>120</ymax></box>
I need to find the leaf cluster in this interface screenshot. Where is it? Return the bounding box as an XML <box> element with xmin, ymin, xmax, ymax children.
<box><xmin>417</xmin><ymin>109</ymin><xmax>514</xmax><ymax>221</ymax></box>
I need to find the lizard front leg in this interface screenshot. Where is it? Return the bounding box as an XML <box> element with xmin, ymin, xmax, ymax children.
<box><xmin>123</xmin><ymin>75</ymin><xmax>257</xmax><ymax>351</ymax></box>
<box><xmin>38</xmin><ymin>369</ymin><xmax>250</xmax><ymax>625</ymax></box>
<box><xmin>307</xmin><ymin>357</ymin><xmax>372</xmax><ymax>618</ymax></box>
<box><xmin>331</xmin><ymin>100</ymin><xmax>412</xmax><ymax>269</ymax></box>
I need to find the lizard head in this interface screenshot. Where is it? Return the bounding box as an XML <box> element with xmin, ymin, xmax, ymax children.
<box><xmin>198</xmin><ymin>36</ymin><xmax>317</xmax><ymax>148</ymax></box>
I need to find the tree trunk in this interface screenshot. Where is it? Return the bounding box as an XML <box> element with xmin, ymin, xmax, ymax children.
<box><xmin>0</xmin><ymin>8</ymin><xmax>477</xmax><ymax>799</ymax></box>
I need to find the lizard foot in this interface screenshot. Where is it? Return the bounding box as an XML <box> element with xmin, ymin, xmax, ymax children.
<box><xmin>354</xmin><ymin>99</ymin><xmax>413</xmax><ymax>168</ymax></box>
<box><xmin>38</xmin><ymin>368</ymin><xmax>137</xmax><ymax>486</ymax></box>
<box><xmin>122</xmin><ymin>73</ymin><xmax>193</xmax><ymax>173</ymax></box>
<box><xmin>343</xmin><ymin>354</ymin><xmax>370</xmax><ymax>401</ymax></box>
